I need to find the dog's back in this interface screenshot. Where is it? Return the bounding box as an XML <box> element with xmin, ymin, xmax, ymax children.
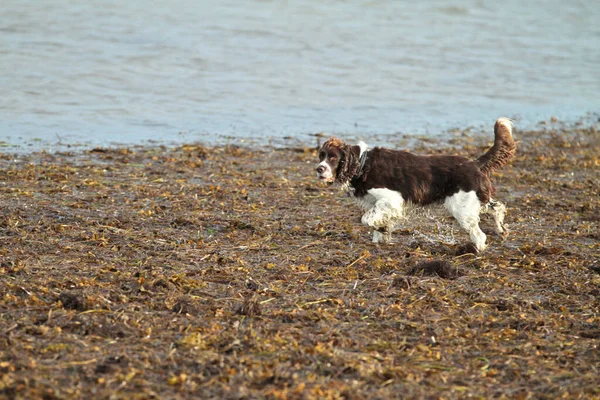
<box><xmin>352</xmin><ymin>146</ymin><xmax>492</xmax><ymax>205</ymax></box>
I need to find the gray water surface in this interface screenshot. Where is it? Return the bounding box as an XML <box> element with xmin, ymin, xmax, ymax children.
<box><xmin>1</xmin><ymin>0</ymin><xmax>599</xmax><ymax>151</ymax></box>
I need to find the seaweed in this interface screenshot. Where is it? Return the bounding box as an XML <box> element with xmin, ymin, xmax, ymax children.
<box><xmin>0</xmin><ymin>125</ymin><xmax>598</xmax><ymax>398</ymax></box>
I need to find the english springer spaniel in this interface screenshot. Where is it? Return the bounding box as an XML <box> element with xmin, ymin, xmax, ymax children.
<box><xmin>316</xmin><ymin>118</ymin><xmax>516</xmax><ymax>252</ymax></box>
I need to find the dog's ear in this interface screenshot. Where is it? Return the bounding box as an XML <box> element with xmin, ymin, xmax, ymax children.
<box><xmin>336</xmin><ymin>145</ymin><xmax>359</xmax><ymax>183</ymax></box>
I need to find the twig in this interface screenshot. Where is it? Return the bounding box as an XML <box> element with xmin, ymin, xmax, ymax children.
<box><xmin>57</xmin><ymin>358</ymin><xmax>97</xmax><ymax>368</ymax></box>
<box><xmin>346</xmin><ymin>253</ymin><xmax>368</xmax><ymax>269</ymax></box>
<box><xmin>298</xmin><ymin>241</ymin><xmax>321</xmax><ymax>250</ymax></box>
<box><xmin>301</xmin><ymin>299</ymin><xmax>330</xmax><ymax>307</ymax></box>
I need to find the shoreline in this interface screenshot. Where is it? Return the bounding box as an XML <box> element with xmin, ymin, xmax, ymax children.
<box><xmin>0</xmin><ymin>124</ymin><xmax>598</xmax><ymax>398</ymax></box>
<box><xmin>1</xmin><ymin>113</ymin><xmax>598</xmax><ymax>156</ymax></box>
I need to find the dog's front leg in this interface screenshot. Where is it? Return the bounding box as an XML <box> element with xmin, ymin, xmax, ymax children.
<box><xmin>361</xmin><ymin>207</ymin><xmax>391</xmax><ymax>243</ymax></box>
<box><xmin>361</xmin><ymin>189</ymin><xmax>403</xmax><ymax>243</ymax></box>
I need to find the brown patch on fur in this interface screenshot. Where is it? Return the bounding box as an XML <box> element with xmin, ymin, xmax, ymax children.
<box><xmin>337</xmin><ymin>145</ymin><xmax>361</xmax><ymax>184</ymax></box>
<box><xmin>322</xmin><ymin>137</ymin><xmax>345</xmax><ymax>149</ymax></box>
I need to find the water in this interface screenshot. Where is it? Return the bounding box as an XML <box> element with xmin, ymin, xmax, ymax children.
<box><xmin>1</xmin><ymin>0</ymin><xmax>599</xmax><ymax>151</ymax></box>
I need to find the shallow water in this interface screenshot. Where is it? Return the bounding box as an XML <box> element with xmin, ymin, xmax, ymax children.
<box><xmin>1</xmin><ymin>0</ymin><xmax>599</xmax><ymax>151</ymax></box>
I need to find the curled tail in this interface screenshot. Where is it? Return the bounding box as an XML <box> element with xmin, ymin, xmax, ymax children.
<box><xmin>477</xmin><ymin>117</ymin><xmax>516</xmax><ymax>175</ymax></box>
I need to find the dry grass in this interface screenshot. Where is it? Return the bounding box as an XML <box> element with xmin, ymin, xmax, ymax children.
<box><xmin>0</xmin><ymin>125</ymin><xmax>598</xmax><ymax>399</ymax></box>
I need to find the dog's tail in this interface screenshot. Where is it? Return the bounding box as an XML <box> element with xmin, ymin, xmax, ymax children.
<box><xmin>477</xmin><ymin>117</ymin><xmax>516</xmax><ymax>175</ymax></box>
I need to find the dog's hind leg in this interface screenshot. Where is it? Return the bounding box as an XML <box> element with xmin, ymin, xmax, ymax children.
<box><xmin>487</xmin><ymin>199</ymin><xmax>508</xmax><ymax>237</ymax></box>
<box><xmin>445</xmin><ymin>190</ymin><xmax>487</xmax><ymax>252</ymax></box>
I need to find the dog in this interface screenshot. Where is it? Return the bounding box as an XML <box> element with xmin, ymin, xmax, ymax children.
<box><xmin>315</xmin><ymin>118</ymin><xmax>516</xmax><ymax>251</ymax></box>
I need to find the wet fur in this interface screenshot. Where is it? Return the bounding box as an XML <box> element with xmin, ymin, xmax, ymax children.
<box><xmin>316</xmin><ymin>118</ymin><xmax>516</xmax><ymax>251</ymax></box>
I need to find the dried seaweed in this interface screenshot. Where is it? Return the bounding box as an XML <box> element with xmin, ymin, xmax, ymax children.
<box><xmin>407</xmin><ymin>260</ymin><xmax>463</xmax><ymax>279</ymax></box>
<box><xmin>0</xmin><ymin>125</ymin><xmax>598</xmax><ymax>399</ymax></box>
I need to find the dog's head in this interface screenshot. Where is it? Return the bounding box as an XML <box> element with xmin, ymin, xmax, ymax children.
<box><xmin>316</xmin><ymin>137</ymin><xmax>358</xmax><ymax>184</ymax></box>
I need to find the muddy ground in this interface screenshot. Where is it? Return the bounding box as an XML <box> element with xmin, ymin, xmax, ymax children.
<box><xmin>0</xmin><ymin>124</ymin><xmax>598</xmax><ymax>399</ymax></box>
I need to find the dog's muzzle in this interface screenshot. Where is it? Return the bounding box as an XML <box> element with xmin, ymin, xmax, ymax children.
<box><xmin>316</xmin><ymin>162</ymin><xmax>334</xmax><ymax>182</ymax></box>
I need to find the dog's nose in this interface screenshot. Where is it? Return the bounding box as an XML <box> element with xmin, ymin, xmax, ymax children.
<box><xmin>316</xmin><ymin>165</ymin><xmax>325</xmax><ymax>174</ymax></box>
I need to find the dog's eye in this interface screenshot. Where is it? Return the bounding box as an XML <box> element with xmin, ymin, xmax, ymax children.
<box><xmin>329</xmin><ymin>155</ymin><xmax>337</xmax><ymax>160</ymax></box>
<box><xmin>319</xmin><ymin>152</ymin><xmax>325</xmax><ymax>159</ymax></box>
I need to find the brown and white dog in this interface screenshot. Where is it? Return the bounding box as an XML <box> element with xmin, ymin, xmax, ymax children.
<box><xmin>316</xmin><ymin>118</ymin><xmax>516</xmax><ymax>251</ymax></box>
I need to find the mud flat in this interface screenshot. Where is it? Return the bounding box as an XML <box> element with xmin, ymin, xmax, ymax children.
<box><xmin>0</xmin><ymin>124</ymin><xmax>598</xmax><ymax>399</ymax></box>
